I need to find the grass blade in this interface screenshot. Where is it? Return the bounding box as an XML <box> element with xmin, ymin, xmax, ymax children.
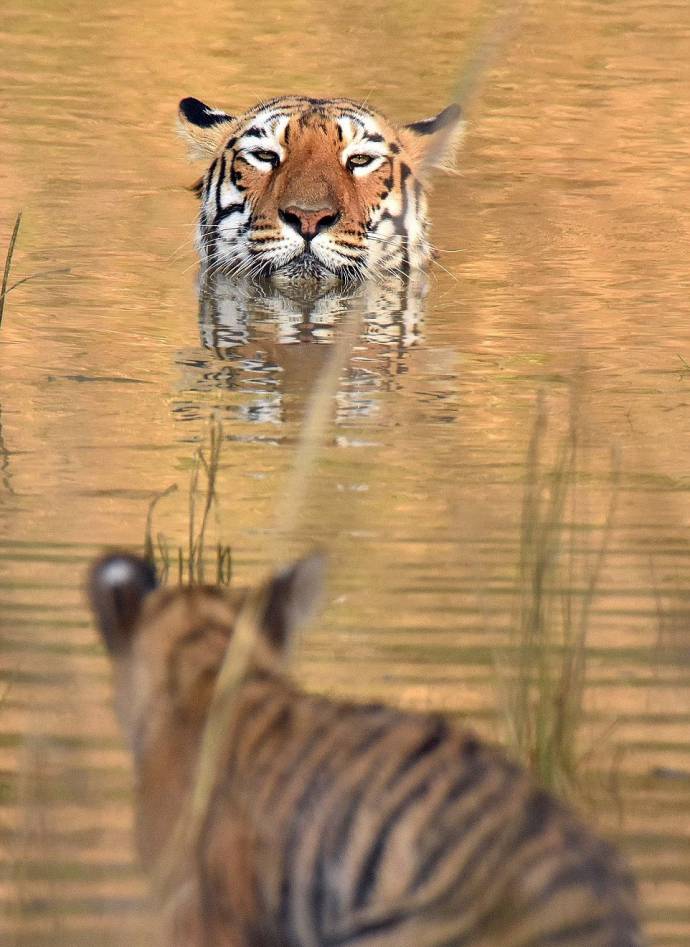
<box><xmin>0</xmin><ymin>212</ymin><xmax>22</xmax><ymax>330</ymax></box>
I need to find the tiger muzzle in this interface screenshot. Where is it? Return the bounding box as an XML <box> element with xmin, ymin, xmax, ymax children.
<box><xmin>279</xmin><ymin>204</ymin><xmax>340</xmax><ymax>241</ymax></box>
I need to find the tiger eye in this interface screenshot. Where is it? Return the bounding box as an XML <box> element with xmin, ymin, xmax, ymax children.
<box><xmin>347</xmin><ymin>154</ymin><xmax>375</xmax><ymax>171</ymax></box>
<box><xmin>253</xmin><ymin>149</ymin><xmax>279</xmax><ymax>167</ymax></box>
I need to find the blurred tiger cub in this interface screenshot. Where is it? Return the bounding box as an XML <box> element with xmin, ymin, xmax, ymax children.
<box><xmin>89</xmin><ymin>553</ymin><xmax>644</xmax><ymax>947</ymax></box>
<box><xmin>178</xmin><ymin>94</ymin><xmax>463</xmax><ymax>285</ymax></box>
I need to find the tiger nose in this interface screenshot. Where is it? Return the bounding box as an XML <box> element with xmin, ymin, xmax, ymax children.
<box><xmin>279</xmin><ymin>204</ymin><xmax>340</xmax><ymax>241</ymax></box>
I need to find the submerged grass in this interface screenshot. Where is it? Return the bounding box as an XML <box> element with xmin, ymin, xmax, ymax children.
<box><xmin>496</xmin><ymin>395</ymin><xmax>619</xmax><ymax>799</ymax></box>
<box><xmin>143</xmin><ymin>421</ymin><xmax>232</xmax><ymax>585</ymax></box>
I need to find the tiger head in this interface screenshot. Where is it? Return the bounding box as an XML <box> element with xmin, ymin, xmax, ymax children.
<box><xmin>88</xmin><ymin>553</ymin><xmax>324</xmax><ymax>775</ymax></box>
<box><xmin>178</xmin><ymin>95</ymin><xmax>462</xmax><ymax>285</ymax></box>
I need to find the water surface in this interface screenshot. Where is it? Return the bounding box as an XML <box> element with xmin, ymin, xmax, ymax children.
<box><xmin>1</xmin><ymin>1</ymin><xmax>690</xmax><ymax>943</ymax></box>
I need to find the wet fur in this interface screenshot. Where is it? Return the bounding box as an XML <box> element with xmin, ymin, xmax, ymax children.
<box><xmin>177</xmin><ymin>96</ymin><xmax>463</xmax><ymax>284</ymax></box>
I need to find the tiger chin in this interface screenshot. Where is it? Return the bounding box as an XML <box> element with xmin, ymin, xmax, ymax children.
<box><xmin>89</xmin><ymin>553</ymin><xmax>644</xmax><ymax>947</ymax></box>
<box><xmin>177</xmin><ymin>95</ymin><xmax>463</xmax><ymax>287</ymax></box>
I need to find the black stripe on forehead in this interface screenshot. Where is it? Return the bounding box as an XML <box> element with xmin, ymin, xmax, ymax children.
<box><xmin>242</xmin><ymin>95</ymin><xmax>378</xmax><ymax>119</ymax></box>
<box><xmin>298</xmin><ymin>110</ymin><xmax>331</xmax><ymax>131</ymax></box>
<box><xmin>243</xmin><ymin>111</ymin><xmax>293</xmax><ymax>133</ymax></box>
<box><xmin>336</xmin><ymin>112</ymin><xmax>366</xmax><ymax>128</ymax></box>
<box><xmin>240</xmin><ymin>97</ymin><xmax>380</xmax><ymax>135</ymax></box>
<box><xmin>251</xmin><ymin>95</ymin><xmax>358</xmax><ymax>110</ymax></box>
<box><xmin>247</xmin><ymin>101</ymin><xmax>303</xmax><ymax>122</ymax></box>
<box><xmin>231</xmin><ymin>111</ymin><xmax>289</xmax><ymax>144</ymax></box>
<box><xmin>324</xmin><ymin>97</ymin><xmax>378</xmax><ymax>116</ymax></box>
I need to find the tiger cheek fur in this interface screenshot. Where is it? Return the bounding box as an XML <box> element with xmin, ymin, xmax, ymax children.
<box><xmin>177</xmin><ymin>96</ymin><xmax>463</xmax><ymax>284</ymax></box>
<box><xmin>89</xmin><ymin>554</ymin><xmax>644</xmax><ymax>947</ymax></box>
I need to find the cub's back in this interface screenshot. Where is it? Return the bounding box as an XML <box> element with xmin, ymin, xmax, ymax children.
<box><xmin>201</xmin><ymin>679</ymin><xmax>642</xmax><ymax>947</ymax></box>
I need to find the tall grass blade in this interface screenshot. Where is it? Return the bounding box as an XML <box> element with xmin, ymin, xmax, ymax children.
<box><xmin>0</xmin><ymin>213</ymin><xmax>22</xmax><ymax>330</ymax></box>
<box><xmin>143</xmin><ymin>421</ymin><xmax>231</xmax><ymax>586</ymax></box>
<box><xmin>0</xmin><ymin>214</ymin><xmax>70</xmax><ymax>332</ymax></box>
<box><xmin>143</xmin><ymin>484</ymin><xmax>178</xmax><ymax>566</ymax></box>
<box><xmin>496</xmin><ymin>396</ymin><xmax>619</xmax><ymax>799</ymax></box>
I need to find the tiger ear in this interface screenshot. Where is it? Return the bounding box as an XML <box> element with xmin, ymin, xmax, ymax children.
<box><xmin>88</xmin><ymin>554</ymin><xmax>158</xmax><ymax>655</ymax></box>
<box><xmin>260</xmin><ymin>553</ymin><xmax>326</xmax><ymax>652</ymax></box>
<box><xmin>178</xmin><ymin>97</ymin><xmax>235</xmax><ymax>160</ymax></box>
<box><xmin>399</xmin><ymin>103</ymin><xmax>464</xmax><ymax>174</ymax></box>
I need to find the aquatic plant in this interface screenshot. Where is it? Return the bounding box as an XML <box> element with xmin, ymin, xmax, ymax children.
<box><xmin>0</xmin><ymin>213</ymin><xmax>22</xmax><ymax>330</ymax></box>
<box><xmin>496</xmin><ymin>395</ymin><xmax>619</xmax><ymax>798</ymax></box>
<box><xmin>143</xmin><ymin>420</ymin><xmax>232</xmax><ymax>586</ymax></box>
<box><xmin>0</xmin><ymin>212</ymin><xmax>70</xmax><ymax>330</ymax></box>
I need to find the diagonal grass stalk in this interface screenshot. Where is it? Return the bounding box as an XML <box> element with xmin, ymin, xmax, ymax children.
<box><xmin>0</xmin><ymin>213</ymin><xmax>22</xmax><ymax>330</ymax></box>
<box><xmin>0</xmin><ymin>212</ymin><xmax>70</xmax><ymax>332</ymax></box>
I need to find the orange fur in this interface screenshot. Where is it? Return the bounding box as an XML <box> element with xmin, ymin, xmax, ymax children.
<box><xmin>177</xmin><ymin>96</ymin><xmax>463</xmax><ymax>282</ymax></box>
<box><xmin>89</xmin><ymin>555</ymin><xmax>644</xmax><ymax>947</ymax></box>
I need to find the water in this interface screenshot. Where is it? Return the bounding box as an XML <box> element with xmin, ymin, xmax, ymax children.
<box><xmin>1</xmin><ymin>1</ymin><xmax>689</xmax><ymax>943</ymax></box>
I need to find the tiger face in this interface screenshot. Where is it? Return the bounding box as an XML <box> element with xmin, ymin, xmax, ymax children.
<box><xmin>178</xmin><ymin>95</ymin><xmax>462</xmax><ymax>285</ymax></box>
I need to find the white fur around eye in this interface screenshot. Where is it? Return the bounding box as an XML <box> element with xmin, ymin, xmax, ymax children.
<box><xmin>348</xmin><ymin>156</ymin><xmax>386</xmax><ymax>177</ymax></box>
<box><xmin>341</xmin><ymin>134</ymin><xmax>388</xmax><ymax>177</ymax></box>
<box><xmin>240</xmin><ymin>151</ymin><xmax>279</xmax><ymax>172</ymax></box>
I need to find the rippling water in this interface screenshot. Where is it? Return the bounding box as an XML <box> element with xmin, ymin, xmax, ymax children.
<box><xmin>1</xmin><ymin>1</ymin><xmax>689</xmax><ymax>944</ymax></box>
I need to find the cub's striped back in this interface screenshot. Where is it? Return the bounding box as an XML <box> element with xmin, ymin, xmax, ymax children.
<box><xmin>89</xmin><ymin>554</ymin><xmax>644</xmax><ymax>947</ymax></box>
<box><xmin>177</xmin><ymin>95</ymin><xmax>463</xmax><ymax>286</ymax></box>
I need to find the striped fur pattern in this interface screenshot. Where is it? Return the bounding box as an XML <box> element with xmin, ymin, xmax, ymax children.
<box><xmin>197</xmin><ymin>273</ymin><xmax>426</xmax><ymax>351</ymax></box>
<box><xmin>89</xmin><ymin>554</ymin><xmax>644</xmax><ymax>947</ymax></box>
<box><xmin>177</xmin><ymin>95</ymin><xmax>463</xmax><ymax>285</ymax></box>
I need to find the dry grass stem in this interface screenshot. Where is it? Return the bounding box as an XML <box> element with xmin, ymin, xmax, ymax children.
<box><xmin>0</xmin><ymin>212</ymin><xmax>70</xmax><ymax>331</ymax></box>
<box><xmin>143</xmin><ymin>422</ymin><xmax>231</xmax><ymax>586</ymax></box>
<box><xmin>0</xmin><ymin>213</ymin><xmax>22</xmax><ymax>329</ymax></box>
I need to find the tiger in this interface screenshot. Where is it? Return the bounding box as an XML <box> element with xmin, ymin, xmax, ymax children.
<box><xmin>89</xmin><ymin>552</ymin><xmax>644</xmax><ymax>947</ymax></box>
<box><xmin>177</xmin><ymin>95</ymin><xmax>463</xmax><ymax>286</ymax></box>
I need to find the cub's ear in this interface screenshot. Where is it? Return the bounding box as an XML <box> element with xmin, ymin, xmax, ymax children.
<box><xmin>260</xmin><ymin>553</ymin><xmax>326</xmax><ymax>652</ymax></box>
<box><xmin>399</xmin><ymin>103</ymin><xmax>464</xmax><ymax>175</ymax></box>
<box><xmin>88</xmin><ymin>554</ymin><xmax>157</xmax><ymax>655</ymax></box>
<box><xmin>178</xmin><ymin>96</ymin><xmax>235</xmax><ymax>160</ymax></box>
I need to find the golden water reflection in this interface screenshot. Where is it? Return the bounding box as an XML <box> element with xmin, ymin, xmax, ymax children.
<box><xmin>1</xmin><ymin>0</ymin><xmax>689</xmax><ymax>943</ymax></box>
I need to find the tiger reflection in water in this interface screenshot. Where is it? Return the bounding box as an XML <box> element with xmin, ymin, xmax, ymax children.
<box><xmin>176</xmin><ymin>271</ymin><xmax>428</xmax><ymax>427</ymax></box>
